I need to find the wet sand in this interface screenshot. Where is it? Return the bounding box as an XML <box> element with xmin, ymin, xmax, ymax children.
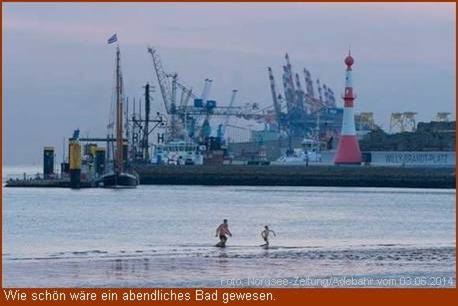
<box><xmin>3</xmin><ymin>244</ymin><xmax>455</xmax><ymax>287</ymax></box>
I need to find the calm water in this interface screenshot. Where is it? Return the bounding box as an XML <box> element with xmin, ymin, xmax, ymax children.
<box><xmin>2</xmin><ymin>177</ymin><xmax>456</xmax><ymax>287</ymax></box>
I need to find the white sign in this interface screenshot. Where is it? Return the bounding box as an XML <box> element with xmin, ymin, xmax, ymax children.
<box><xmin>370</xmin><ymin>151</ymin><xmax>455</xmax><ymax>167</ymax></box>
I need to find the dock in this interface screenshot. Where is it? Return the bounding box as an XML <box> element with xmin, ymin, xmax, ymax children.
<box><xmin>5</xmin><ymin>165</ymin><xmax>455</xmax><ymax>189</ymax></box>
<box><xmin>134</xmin><ymin>165</ymin><xmax>456</xmax><ymax>189</ymax></box>
<box><xmin>5</xmin><ymin>178</ymin><xmax>92</xmax><ymax>188</ymax></box>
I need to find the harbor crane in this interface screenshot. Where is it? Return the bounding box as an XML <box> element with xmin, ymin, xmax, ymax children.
<box><xmin>147</xmin><ymin>46</ymin><xmax>267</xmax><ymax>143</ymax></box>
<box><xmin>268</xmin><ymin>54</ymin><xmax>334</xmax><ymax>136</ymax></box>
<box><xmin>217</xmin><ymin>89</ymin><xmax>238</xmax><ymax>142</ymax></box>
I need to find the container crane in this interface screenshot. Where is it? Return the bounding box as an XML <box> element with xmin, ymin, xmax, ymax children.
<box><xmin>304</xmin><ymin>68</ymin><xmax>315</xmax><ymax>99</ymax></box>
<box><xmin>217</xmin><ymin>89</ymin><xmax>238</xmax><ymax>142</ymax></box>
<box><xmin>201</xmin><ymin>78</ymin><xmax>213</xmax><ymax>106</ymax></box>
<box><xmin>268</xmin><ymin>67</ymin><xmax>282</xmax><ymax>129</ymax></box>
<box><xmin>148</xmin><ymin>47</ymin><xmax>182</xmax><ymax>140</ymax></box>
<box><xmin>148</xmin><ymin>46</ymin><xmax>267</xmax><ymax>143</ymax></box>
<box><xmin>267</xmin><ymin>53</ymin><xmax>341</xmax><ymax>142</ymax></box>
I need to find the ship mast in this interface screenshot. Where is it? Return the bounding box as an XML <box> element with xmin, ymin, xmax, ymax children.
<box><xmin>115</xmin><ymin>46</ymin><xmax>124</xmax><ymax>174</ymax></box>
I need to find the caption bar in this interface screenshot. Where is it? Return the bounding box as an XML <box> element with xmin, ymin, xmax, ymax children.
<box><xmin>3</xmin><ymin>289</ymin><xmax>275</xmax><ymax>304</ymax></box>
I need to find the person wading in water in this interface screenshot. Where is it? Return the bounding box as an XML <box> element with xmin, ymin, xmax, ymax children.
<box><xmin>215</xmin><ymin>219</ymin><xmax>232</xmax><ymax>247</ymax></box>
<box><xmin>261</xmin><ymin>225</ymin><xmax>276</xmax><ymax>246</ymax></box>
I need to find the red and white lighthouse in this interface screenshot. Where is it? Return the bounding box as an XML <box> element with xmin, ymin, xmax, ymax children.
<box><xmin>334</xmin><ymin>51</ymin><xmax>362</xmax><ymax>165</ymax></box>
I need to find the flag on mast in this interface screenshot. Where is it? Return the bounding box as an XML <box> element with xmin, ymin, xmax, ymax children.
<box><xmin>107</xmin><ymin>34</ymin><xmax>117</xmax><ymax>44</ymax></box>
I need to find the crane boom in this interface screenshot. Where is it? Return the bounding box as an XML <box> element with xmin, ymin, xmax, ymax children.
<box><xmin>183</xmin><ymin>88</ymin><xmax>193</xmax><ymax>107</ymax></box>
<box><xmin>147</xmin><ymin>47</ymin><xmax>172</xmax><ymax>113</ymax></box>
<box><xmin>303</xmin><ymin>68</ymin><xmax>315</xmax><ymax>99</ymax></box>
<box><xmin>268</xmin><ymin>67</ymin><xmax>282</xmax><ymax>126</ymax></box>
<box><xmin>175</xmin><ymin>81</ymin><xmax>196</xmax><ymax>107</ymax></box>
<box><xmin>171</xmin><ymin>73</ymin><xmax>178</xmax><ymax>112</ymax></box>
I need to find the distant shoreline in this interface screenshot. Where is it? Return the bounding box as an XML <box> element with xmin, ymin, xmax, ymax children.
<box><xmin>4</xmin><ymin>164</ymin><xmax>455</xmax><ymax>189</ymax></box>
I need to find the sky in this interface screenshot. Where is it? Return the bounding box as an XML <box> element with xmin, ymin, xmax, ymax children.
<box><xmin>2</xmin><ymin>2</ymin><xmax>456</xmax><ymax>165</ymax></box>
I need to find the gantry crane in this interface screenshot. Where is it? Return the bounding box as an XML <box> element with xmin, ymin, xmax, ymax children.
<box><xmin>267</xmin><ymin>53</ymin><xmax>337</xmax><ymax>139</ymax></box>
<box><xmin>217</xmin><ymin>89</ymin><xmax>238</xmax><ymax>142</ymax></box>
<box><xmin>436</xmin><ymin>112</ymin><xmax>451</xmax><ymax>122</ymax></box>
<box><xmin>390</xmin><ymin>112</ymin><xmax>417</xmax><ymax>133</ymax></box>
<box><xmin>148</xmin><ymin>46</ymin><xmax>266</xmax><ymax>143</ymax></box>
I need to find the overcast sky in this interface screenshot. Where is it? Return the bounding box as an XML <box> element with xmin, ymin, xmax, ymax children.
<box><xmin>3</xmin><ymin>2</ymin><xmax>456</xmax><ymax>165</ymax></box>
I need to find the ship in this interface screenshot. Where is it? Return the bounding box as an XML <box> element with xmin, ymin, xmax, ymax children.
<box><xmin>273</xmin><ymin>138</ymin><xmax>324</xmax><ymax>165</ymax></box>
<box><xmin>152</xmin><ymin>141</ymin><xmax>205</xmax><ymax>165</ymax></box>
<box><xmin>95</xmin><ymin>42</ymin><xmax>139</xmax><ymax>188</ymax></box>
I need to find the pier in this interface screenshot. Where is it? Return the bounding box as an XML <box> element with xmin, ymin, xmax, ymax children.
<box><xmin>134</xmin><ymin>165</ymin><xmax>455</xmax><ymax>189</ymax></box>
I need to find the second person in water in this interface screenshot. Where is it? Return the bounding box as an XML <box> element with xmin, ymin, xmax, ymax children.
<box><xmin>261</xmin><ymin>225</ymin><xmax>276</xmax><ymax>246</ymax></box>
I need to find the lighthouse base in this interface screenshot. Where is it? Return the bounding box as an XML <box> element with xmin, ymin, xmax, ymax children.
<box><xmin>334</xmin><ymin>135</ymin><xmax>362</xmax><ymax>165</ymax></box>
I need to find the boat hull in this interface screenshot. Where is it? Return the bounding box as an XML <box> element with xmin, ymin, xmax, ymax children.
<box><xmin>95</xmin><ymin>172</ymin><xmax>139</xmax><ymax>188</ymax></box>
